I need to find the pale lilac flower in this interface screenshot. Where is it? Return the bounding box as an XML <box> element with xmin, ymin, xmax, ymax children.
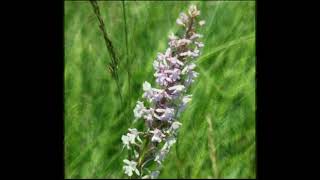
<box><xmin>195</xmin><ymin>41</ymin><xmax>204</xmax><ymax>48</ymax></box>
<box><xmin>133</xmin><ymin>101</ymin><xmax>146</xmax><ymax>119</ymax></box>
<box><xmin>150</xmin><ymin>128</ymin><xmax>166</xmax><ymax>143</ymax></box>
<box><xmin>154</xmin><ymin>149</ymin><xmax>169</xmax><ymax>164</ymax></box>
<box><xmin>143</xmin><ymin>82</ymin><xmax>169</xmax><ymax>102</ymax></box>
<box><xmin>179</xmin><ymin>50</ymin><xmax>199</xmax><ymax>57</ymax></box>
<box><xmin>177</xmin><ymin>38</ymin><xmax>192</xmax><ymax>46</ymax></box>
<box><xmin>168</xmin><ymin>85</ymin><xmax>185</xmax><ymax>95</ymax></box>
<box><xmin>155</xmin><ymin>72</ymin><xmax>168</xmax><ymax>86</ymax></box>
<box><xmin>164</xmin><ymin>68</ymin><xmax>181</xmax><ymax>82</ymax></box>
<box><xmin>179</xmin><ymin>50</ymin><xmax>192</xmax><ymax>57</ymax></box>
<box><xmin>167</xmin><ymin>56</ymin><xmax>184</xmax><ymax>66</ymax></box>
<box><xmin>121</xmin><ymin>134</ymin><xmax>135</xmax><ymax>150</ymax></box>
<box><xmin>153</xmin><ymin>60</ymin><xmax>164</xmax><ymax>71</ymax></box>
<box><xmin>177</xmin><ymin>95</ymin><xmax>192</xmax><ymax>116</ymax></box>
<box><xmin>121</xmin><ymin>135</ymin><xmax>132</xmax><ymax>150</ymax></box>
<box><xmin>176</xmin><ymin>12</ymin><xmax>189</xmax><ymax>26</ymax></box>
<box><xmin>166</xmin><ymin>121</ymin><xmax>183</xmax><ymax>134</ymax></box>
<box><xmin>143</xmin><ymin>81</ymin><xmax>152</xmax><ymax>91</ymax></box>
<box><xmin>181</xmin><ymin>63</ymin><xmax>196</xmax><ymax>74</ymax></box>
<box><xmin>170</xmin><ymin>121</ymin><xmax>182</xmax><ymax>131</ymax></box>
<box><xmin>142</xmin><ymin>171</ymin><xmax>160</xmax><ymax>179</ymax></box>
<box><xmin>188</xmin><ymin>4</ymin><xmax>200</xmax><ymax>17</ymax></box>
<box><xmin>153</xmin><ymin>89</ymin><xmax>171</xmax><ymax>102</ymax></box>
<box><xmin>168</xmin><ymin>40</ymin><xmax>177</xmax><ymax>48</ymax></box>
<box><xmin>168</xmin><ymin>32</ymin><xmax>178</xmax><ymax>41</ymax></box>
<box><xmin>162</xmin><ymin>136</ymin><xmax>177</xmax><ymax>150</ymax></box>
<box><xmin>156</xmin><ymin>52</ymin><xmax>166</xmax><ymax>62</ymax></box>
<box><xmin>143</xmin><ymin>108</ymin><xmax>154</xmax><ymax>122</ymax></box>
<box><xmin>143</xmin><ymin>81</ymin><xmax>154</xmax><ymax>100</ymax></box>
<box><xmin>185</xmin><ymin>70</ymin><xmax>199</xmax><ymax>87</ymax></box>
<box><xmin>122</xmin><ymin>129</ymin><xmax>142</xmax><ymax>149</ymax></box>
<box><xmin>190</xmin><ymin>33</ymin><xmax>203</xmax><ymax>40</ymax></box>
<box><xmin>123</xmin><ymin>159</ymin><xmax>140</xmax><ymax>177</ymax></box>
<box><xmin>154</xmin><ymin>108</ymin><xmax>175</xmax><ymax>121</ymax></box>
<box><xmin>176</xmin><ymin>18</ymin><xmax>184</xmax><ymax>26</ymax></box>
<box><xmin>169</xmin><ymin>38</ymin><xmax>191</xmax><ymax>49</ymax></box>
<box><xmin>128</xmin><ymin>128</ymin><xmax>142</xmax><ymax>143</ymax></box>
<box><xmin>193</xmin><ymin>47</ymin><xmax>200</xmax><ymax>56</ymax></box>
<box><xmin>199</xmin><ymin>20</ymin><xmax>206</xmax><ymax>26</ymax></box>
<box><xmin>168</xmin><ymin>33</ymin><xmax>179</xmax><ymax>47</ymax></box>
<box><xmin>164</xmin><ymin>47</ymin><xmax>172</xmax><ymax>58</ymax></box>
<box><xmin>150</xmin><ymin>171</ymin><xmax>160</xmax><ymax>179</ymax></box>
<box><xmin>182</xmin><ymin>95</ymin><xmax>192</xmax><ymax>106</ymax></box>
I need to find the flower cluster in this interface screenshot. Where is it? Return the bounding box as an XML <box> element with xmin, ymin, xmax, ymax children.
<box><xmin>121</xmin><ymin>5</ymin><xmax>205</xmax><ymax>178</ymax></box>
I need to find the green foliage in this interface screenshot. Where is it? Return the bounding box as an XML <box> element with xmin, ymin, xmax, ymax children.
<box><xmin>64</xmin><ymin>1</ymin><xmax>255</xmax><ymax>178</ymax></box>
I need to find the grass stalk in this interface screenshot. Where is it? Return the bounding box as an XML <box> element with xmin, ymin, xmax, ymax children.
<box><xmin>89</xmin><ymin>0</ymin><xmax>123</xmax><ymax>106</ymax></box>
<box><xmin>122</xmin><ymin>0</ymin><xmax>131</xmax><ymax>100</ymax></box>
<box><xmin>207</xmin><ymin>116</ymin><xmax>219</xmax><ymax>178</ymax></box>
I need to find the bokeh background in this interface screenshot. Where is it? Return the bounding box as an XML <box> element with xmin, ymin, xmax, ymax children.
<box><xmin>64</xmin><ymin>1</ymin><xmax>255</xmax><ymax>178</ymax></box>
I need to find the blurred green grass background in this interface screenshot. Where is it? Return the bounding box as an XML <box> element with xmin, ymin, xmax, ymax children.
<box><xmin>64</xmin><ymin>1</ymin><xmax>255</xmax><ymax>178</ymax></box>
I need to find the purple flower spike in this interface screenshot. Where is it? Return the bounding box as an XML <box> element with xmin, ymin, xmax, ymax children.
<box><xmin>122</xmin><ymin>4</ymin><xmax>205</xmax><ymax>178</ymax></box>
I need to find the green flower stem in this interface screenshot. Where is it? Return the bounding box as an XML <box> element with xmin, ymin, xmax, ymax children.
<box><xmin>137</xmin><ymin>137</ymin><xmax>151</xmax><ymax>177</ymax></box>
